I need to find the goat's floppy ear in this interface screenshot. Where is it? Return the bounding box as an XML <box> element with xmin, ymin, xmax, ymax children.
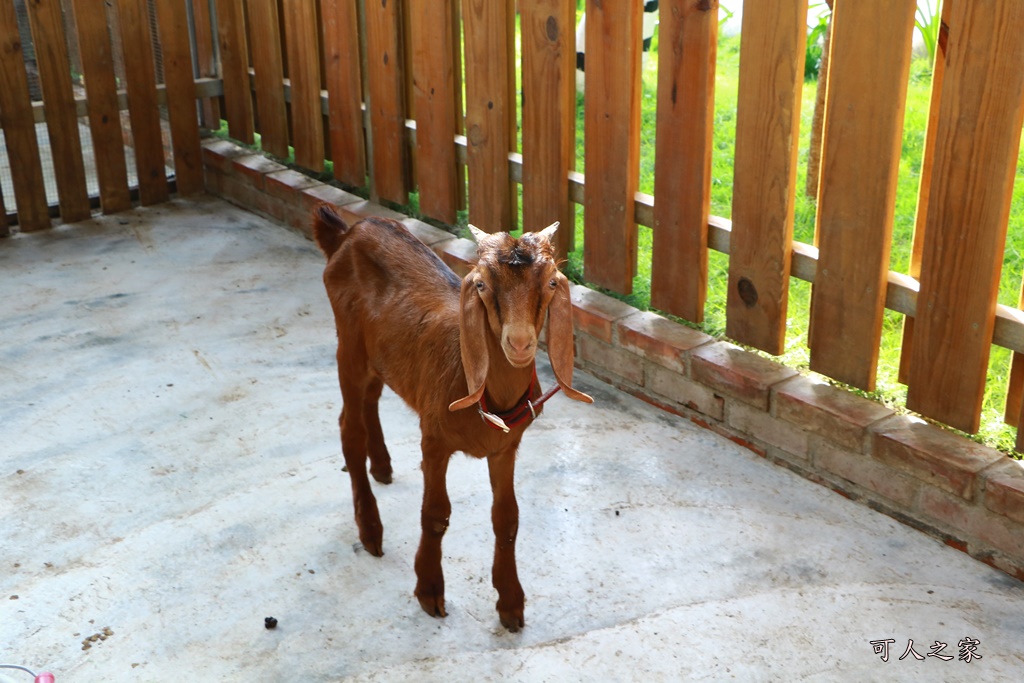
<box><xmin>449</xmin><ymin>273</ymin><xmax>489</xmax><ymax>411</ymax></box>
<box><xmin>547</xmin><ymin>272</ymin><xmax>593</xmax><ymax>403</ymax></box>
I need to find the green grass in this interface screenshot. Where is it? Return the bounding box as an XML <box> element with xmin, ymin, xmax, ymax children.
<box><xmin>565</xmin><ymin>30</ymin><xmax>1024</xmax><ymax>454</ymax></box>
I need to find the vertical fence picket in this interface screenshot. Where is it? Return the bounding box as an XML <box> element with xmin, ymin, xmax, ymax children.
<box><xmin>322</xmin><ymin>0</ymin><xmax>366</xmax><ymax>187</ymax></box>
<box><xmin>410</xmin><ymin>0</ymin><xmax>459</xmax><ymax>225</ymax></box>
<box><xmin>462</xmin><ymin>0</ymin><xmax>514</xmax><ymax>232</ymax></box>
<box><xmin>364</xmin><ymin>0</ymin><xmax>410</xmax><ymax>204</ymax></box>
<box><xmin>155</xmin><ymin>0</ymin><xmax>204</xmax><ymax>196</ymax></box>
<box><xmin>807</xmin><ymin>0</ymin><xmax>916</xmax><ymax>391</ymax></box>
<box><xmin>905</xmin><ymin>0</ymin><xmax>1024</xmax><ymax>434</ymax></box>
<box><xmin>72</xmin><ymin>0</ymin><xmax>132</xmax><ymax>214</ymax></box>
<box><xmin>650</xmin><ymin>0</ymin><xmax>718</xmax><ymax>322</ymax></box>
<box><xmin>0</xmin><ymin>182</ymin><xmax>7</xmax><ymax>236</ymax></box>
<box><xmin>725</xmin><ymin>0</ymin><xmax>808</xmax><ymax>355</ymax></box>
<box><xmin>0</xmin><ymin>1</ymin><xmax>48</xmax><ymax>231</ymax></box>
<box><xmin>246</xmin><ymin>0</ymin><xmax>289</xmax><ymax>159</ymax></box>
<box><xmin>282</xmin><ymin>0</ymin><xmax>324</xmax><ymax>173</ymax></box>
<box><xmin>116</xmin><ymin>0</ymin><xmax>169</xmax><ymax>206</ymax></box>
<box><xmin>190</xmin><ymin>0</ymin><xmax>221</xmax><ymax>129</ymax></box>
<box><xmin>582</xmin><ymin>0</ymin><xmax>641</xmax><ymax>293</ymax></box>
<box><xmin>25</xmin><ymin>0</ymin><xmax>91</xmax><ymax>223</ymax></box>
<box><xmin>898</xmin><ymin>1</ymin><xmax>951</xmax><ymax>388</ymax></box>
<box><xmin>215</xmin><ymin>0</ymin><xmax>254</xmax><ymax>144</ymax></box>
<box><xmin>520</xmin><ymin>0</ymin><xmax>574</xmax><ymax>255</ymax></box>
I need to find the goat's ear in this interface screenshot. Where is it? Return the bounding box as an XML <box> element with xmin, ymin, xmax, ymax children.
<box><xmin>547</xmin><ymin>272</ymin><xmax>593</xmax><ymax>404</ymax></box>
<box><xmin>449</xmin><ymin>274</ymin><xmax>490</xmax><ymax>411</ymax></box>
<box><xmin>468</xmin><ymin>224</ymin><xmax>489</xmax><ymax>244</ymax></box>
<box><xmin>537</xmin><ymin>221</ymin><xmax>559</xmax><ymax>243</ymax></box>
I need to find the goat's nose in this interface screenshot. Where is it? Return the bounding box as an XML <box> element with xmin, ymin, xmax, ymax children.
<box><xmin>508</xmin><ymin>335</ymin><xmax>533</xmax><ymax>353</ymax></box>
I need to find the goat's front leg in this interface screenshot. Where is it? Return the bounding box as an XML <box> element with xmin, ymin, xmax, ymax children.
<box><xmin>414</xmin><ymin>435</ymin><xmax>452</xmax><ymax>618</ymax></box>
<box><xmin>488</xmin><ymin>444</ymin><xmax>525</xmax><ymax>631</ymax></box>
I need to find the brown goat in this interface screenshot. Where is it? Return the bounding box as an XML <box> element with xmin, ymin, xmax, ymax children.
<box><xmin>312</xmin><ymin>204</ymin><xmax>592</xmax><ymax>631</ymax></box>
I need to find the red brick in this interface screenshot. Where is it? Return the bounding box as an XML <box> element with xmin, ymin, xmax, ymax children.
<box><xmin>403</xmin><ymin>218</ymin><xmax>457</xmax><ymax>247</ymax></box>
<box><xmin>201</xmin><ymin>138</ymin><xmax>248</xmax><ymax>172</ymax></box>
<box><xmin>218</xmin><ymin>177</ymin><xmax>286</xmax><ymax>223</ymax></box>
<box><xmin>231</xmin><ymin>154</ymin><xmax>288</xmax><ymax>189</ymax></box>
<box><xmin>570</xmin><ymin>286</ymin><xmax>637</xmax><ymax>344</ymax></box>
<box><xmin>647</xmin><ymin>362</ymin><xmax>723</xmax><ymax>420</ymax></box>
<box><xmin>812</xmin><ymin>438</ymin><xmax>920</xmax><ymax>508</ymax></box>
<box><xmin>690</xmin><ymin>342</ymin><xmax>797</xmax><ymax>410</ymax></box>
<box><xmin>436</xmin><ymin>238</ymin><xmax>478</xmax><ymax>277</ymax></box>
<box><xmin>983</xmin><ymin>460</ymin><xmax>1024</xmax><ymax>524</ymax></box>
<box><xmin>872</xmin><ymin>415</ymin><xmax>1003</xmax><ymax>501</ymax></box>
<box><xmin>918</xmin><ymin>487</ymin><xmax>1024</xmax><ymax>560</ymax></box>
<box><xmin>774</xmin><ymin>375</ymin><xmax>893</xmax><ymax>452</ymax></box>
<box><xmin>300</xmin><ymin>184</ymin><xmax>363</xmax><ymax>214</ymax></box>
<box><xmin>265</xmin><ymin>169</ymin><xmax>322</xmax><ymax>203</ymax></box>
<box><xmin>728</xmin><ymin>400</ymin><xmax>809</xmax><ymax>460</ymax></box>
<box><xmin>616</xmin><ymin>311</ymin><xmax>713</xmax><ymax>374</ymax></box>
<box><xmin>335</xmin><ymin>199</ymin><xmax>409</xmax><ymax>225</ymax></box>
<box><xmin>577</xmin><ymin>334</ymin><xmax>644</xmax><ymax>386</ymax></box>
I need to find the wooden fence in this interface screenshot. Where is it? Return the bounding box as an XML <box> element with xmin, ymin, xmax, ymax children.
<box><xmin>2</xmin><ymin>0</ymin><xmax>1024</xmax><ymax>449</ymax></box>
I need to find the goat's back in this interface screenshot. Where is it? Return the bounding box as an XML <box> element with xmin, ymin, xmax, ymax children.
<box><xmin>314</xmin><ymin>206</ymin><xmax>465</xmax><ymax>416</ymax></box>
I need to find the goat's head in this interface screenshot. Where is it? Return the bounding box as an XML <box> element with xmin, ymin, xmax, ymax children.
<box><xmin>450</xmin><ymin>222</ymin><xmax>593</xmax><ymax>411</ymax></box>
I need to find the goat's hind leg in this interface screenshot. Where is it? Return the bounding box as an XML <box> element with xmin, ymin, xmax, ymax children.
<box><xmin>363</xmin><ymin>376</ymin><xmax>393</xmax><ymax>484</ymax></box>
<box><xmin>337</xmin><ymin>352</ymin><xmax>385</xmax><ymax>557</ymax></box>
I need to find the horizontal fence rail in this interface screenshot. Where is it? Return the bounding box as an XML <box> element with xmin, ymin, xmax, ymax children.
<box><xmin>2</xmin><ymin>0</ymin><xmax>1024</xmax><ymax>451</ymax></box>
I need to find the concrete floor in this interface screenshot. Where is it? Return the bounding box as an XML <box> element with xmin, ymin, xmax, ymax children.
<box><xmin>3</xmin><ymin>196</ymin><xmax>1024</xmax><ymax>682</ymax></box>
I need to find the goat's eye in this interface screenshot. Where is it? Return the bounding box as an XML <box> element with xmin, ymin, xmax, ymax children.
<box><xmin>548</xmin><ymin>278</ymin><xmax>557</xmax><ymax>289</ymax></box>
<box><xmin>475</xmin><ymin>281</ymin><xmax>485</xmax><ymax>292</ymax></box>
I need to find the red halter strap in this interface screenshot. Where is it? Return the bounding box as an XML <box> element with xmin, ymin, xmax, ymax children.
<box><xmin>477</xmin><ymin>367</ymin><xmax>561</xmax><ymax>432</ymax></box>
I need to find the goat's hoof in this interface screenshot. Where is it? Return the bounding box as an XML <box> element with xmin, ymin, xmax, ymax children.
<box><xmin>498</xmin><ymin>609</ymin><xmax>525</xmax><ymax>633</ymax></box>
<box><xmin>416</xmin><ymin>593</ymin><xmax>447</xmax><ymax>619</ymax></box>
<box><xmin>370</xmin><ymin>468</ymin><xmax>393</xmax><ymax>485</ymax></box>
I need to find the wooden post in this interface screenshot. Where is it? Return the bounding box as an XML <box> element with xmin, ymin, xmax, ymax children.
<box><xmin>520</xmin><ymin>0</ymin><xmax>575</xmax><ymax>255</ymax></box>
<box><xmin>410</xmin><ymin>0</ymin><xmax>459</xmax><ymax>224</ymax></box>
<box><xmin>650</xmin><ymin>0</ymin><xmax>718</xmax><ymax>322</ymax></box>
<box><xmin>582</xmin><ymin>0</ymin><xmax>642</xmax><ymax>293</ymax></box>
<box><xmin>905</xmin><ymin>0</ymin><xmax>1024</xmax><ymax>433</ymax></box>
<box><xmin>725</xmin><ymin>0</ymin><xmax>808</xmax><ymax>355</ymax></box>
<box><xmin>807</xmin><ymin>0</ymin><xmax>917</xmax><ymax>391</ymax></box>
<box><xmin>322</xmin><ymin>0</ymin><xmax>367</xmax><ymax>187</ymax></box>
<box><xmin>71</xmin><ymin>0</ymin><xmax>132</xmax><ymax>214</ymax></box>
<box><xmin>25</xmin><ymin>0</ymin><xmax>91</xmax><ymax>222</ymax></box>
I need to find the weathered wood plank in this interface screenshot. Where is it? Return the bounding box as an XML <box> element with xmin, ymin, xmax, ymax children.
<box><xmin>190</xmin><ymin>0</ymin><xmax>221</xmax><ymax>128</ymax></box>
<box><xmin>807</xmin><ymin>0</ymin><xmax>916</xmax><ymax>391</ymax></box>
<box><xmin>116</xmin><ymin>0</ymin><xmax>169</xmax><ymax>205</ymax></box>
<box><xmin>155</xmin><ymin>0</ymin><xmax>204</xmax><ymax>196</ymax></box>
<box><xmin>905</xmin><ymin>0</ymin><xmax>1024</xmax><ymax>434</ymax></box>
<box><xmin>322</xmin><ymin>0</ymin><xmax>366</xmax><ymax>187</ymax></box>
<box><xmin>899</xmin><ymin>0</ymin><xmax>951</xmax><ymax>385</ymax></box>
<box><xmin>583</xmin><ymin>0</ymin><xmax>642</xmax><ymax>292</ymax></box>
<box><xmin>410</xmin><ymin>0</ymin><xmax>459</xmax><ymax>224</ymax></box>
<box><xmin>0</xmin><ymin>0</ymin><xmax>49</xmax><ymax>231</ymax></box>
<box><xmin>281</xmin><ymin>0</ymin><xmax>324</xmax><ymax>172</ymax></box>
<box><xmin>365</xmin><ymin>0</ymin><xmax>409</xmax><ymax>203</ymax></box>
<box><xmin>72</xmin><ymin>0</ymin><xmax>132</xmax><ymax>214</ymax></box>
<box><xmin>215</xmin><ymin>0</ymin><xmax>254</xmax><ymax>144</ymax></box>
<box><xmin>25</xmin><ymin>0</ymin><xmax>91</xmax><ymax>223</ymax></box>
<box><xmin>246</xmin><ymin>0</ymin><xmax>289</xmax><ymax>159</ymax></box>
<box><xmin>650</xmin><ymin>0</ymin><xmax>718</xmax><ymax>322</ymax></box>
<box><xmin>462</xmin><ymin>0</ymin><xmax>514</xmax><ymax>232</ymax></box>
<box><xmin>725</xmin><ymin>0</ymin><xmax>808</xmax><ymax>355</ymax></box>
<box><xmin>520</xmin><ymin>0</ymin><xmax>575</xmax><ymax>256</ymax></box>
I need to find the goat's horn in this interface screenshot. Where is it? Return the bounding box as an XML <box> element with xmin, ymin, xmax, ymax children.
<box><xmin>468</xmin><ymin>224</ymin><xmax>489</xmax><ymax>243</ymax></box>
<box><xmin>538</xmin><ymin>221</ymin><xmax>559</xmax><ymax>241</ymax></box>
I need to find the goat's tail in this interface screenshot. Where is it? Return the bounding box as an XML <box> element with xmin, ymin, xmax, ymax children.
<box><xmin>312</xmin><ymin>203</ymin><xmax>351</xmax><ymax>259</ymax></box>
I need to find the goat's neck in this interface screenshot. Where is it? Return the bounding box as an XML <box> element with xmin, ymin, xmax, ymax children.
<box><xmin>482</xmin><ymin>335</ymin><xmax>535</xmax><ymax>412</ymax></box>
